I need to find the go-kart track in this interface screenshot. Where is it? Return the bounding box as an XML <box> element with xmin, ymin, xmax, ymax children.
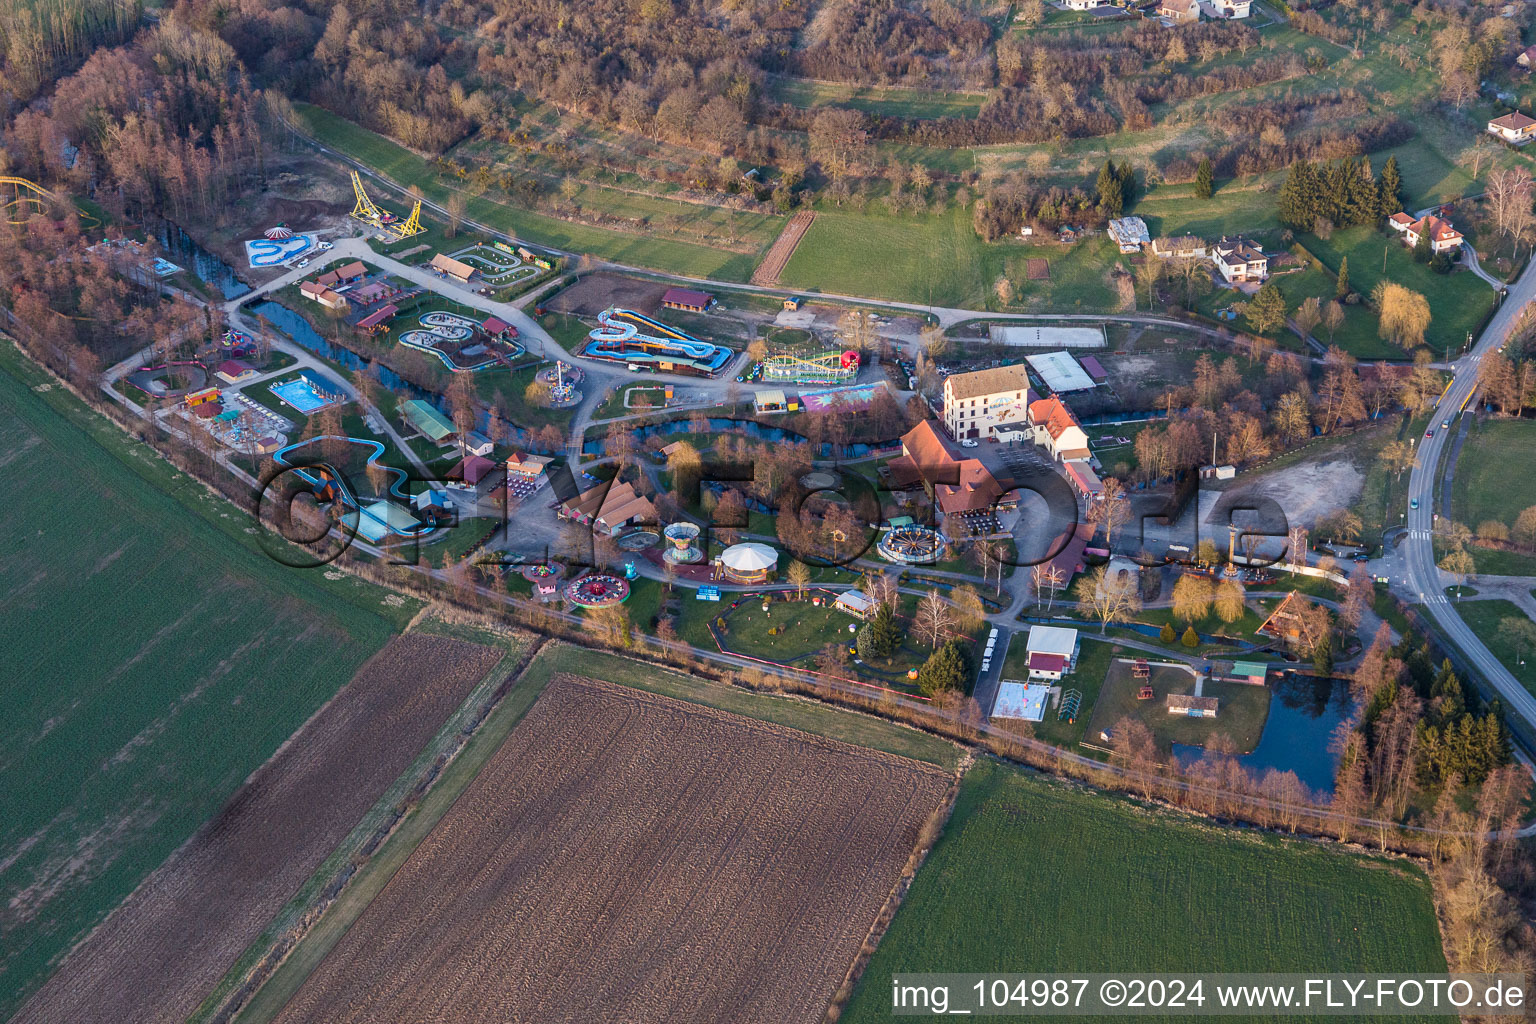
<box><xmin>447</xmin><ymin>243</ymin><xmax>542</xmax><ymax>286</ymax></box>
<box><xmin>581</xmin><ymin>307</ymin><xmax>733</xmax><ymax>375</ymax></box>
<box><xmin>399</xmin><ymin>312</ymin><xmax>524</xmax><ymax>371</ymax></box>
<box><xmin>243</xmin><ymin>233</ymin><xmax>320</xmax><ymax>268</ymax></box>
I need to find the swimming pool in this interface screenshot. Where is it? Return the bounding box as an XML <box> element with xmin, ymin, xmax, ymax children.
<box><xmin>271</xmin><ymin>379</ymin><xmax>327</xmax><ymax>413</ymax></box>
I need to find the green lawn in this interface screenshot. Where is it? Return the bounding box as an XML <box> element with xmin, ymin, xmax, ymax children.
<box><xmin>1451</xmin><ymin>417</ymin><xmax>1536</xmax><ymax>532</ymax></box>
<box><xmin>0</xmin><ymin>341</ymin><xmax>407</xmax><ymax>1019</ymax></box>
<box><xmin>765</xmin><ymin>76</ymin><xmax>988</xmax><ymax>119</ymax></box>
<box><xmin>1300</xmin><ymin>226</ymin><xmax>1495</xmax><ymax>356</ymax></box>
<box><xmin>1454</xmin><ymin>599</ymin><xmax>1536</xmax><ymax>699</ymax></box>
<box><xmin>840</xmin><ymin>761</ymin><xmax>1448</xmax><ymax>1024</ymax></box>
<box><xmin>293</xmin><ymin>104</ymin><xmax>765</xmax><ymax>282</ymax></box>
<box><xmin>780</xmin><ymin>205</ymin><xmax>1119</xmax><ymax>310</ymax></box>
<box><xmin>1084</xmin><ymin>660</ymin><xmax>1270</xmax><ymax>754</ymax></box>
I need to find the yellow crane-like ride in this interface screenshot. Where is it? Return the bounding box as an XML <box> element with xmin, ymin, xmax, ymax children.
<box><xmin>348</xmin><ymin>170</ymin><xmax>425</xmax><ymax>241</ymax></box>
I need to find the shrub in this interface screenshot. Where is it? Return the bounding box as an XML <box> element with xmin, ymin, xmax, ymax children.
<box><xmin>1160</xmin><ymin>622</ymin><xmax>1177</xmax><ymax>643</ymax></box>
<box><xmin>1180</xmin><ymin>625</ymin><xmax>1199</xmax><ymax>647</ymax></box>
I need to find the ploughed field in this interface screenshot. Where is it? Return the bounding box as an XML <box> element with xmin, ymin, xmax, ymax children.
<box><xmin>272</xmin><ymin>675</ymin><xmax>953</xmax><ymax>1024</ymax></box>
<box><xmin>11</xmin><ymin>634</ymin><xmax>504</xmax><ymax>1024</ymax></box>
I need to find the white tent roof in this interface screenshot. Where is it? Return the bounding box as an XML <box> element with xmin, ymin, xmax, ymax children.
<box><xmin>1026</xmin><ymin>624</ymin><xmax>1078</xmax><ymax>657</ymax></box>
<box><xmin>1026</xmin><ymin>351</ymin><xmax>1098</xmax><ymax>392</ymax></box>
<box><xmin>719</xmin><ymin>542</ymin><xmax>778</xmax><ymax>572</ymax></box>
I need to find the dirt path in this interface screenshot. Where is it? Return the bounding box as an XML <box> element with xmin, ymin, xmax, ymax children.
<box><xmin>12</xmin><ymin>634</ymin><xmax>503</xmax><ymax>1024</ymax></box>
<box><xmin>751</xmin><ymin>210</ymin><xmax>816</xmax><ymax>286</ymax></box>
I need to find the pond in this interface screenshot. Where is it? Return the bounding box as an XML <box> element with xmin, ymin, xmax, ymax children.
<box><xmin>1174</xmin><ymin>673</ymin><xmax>1357</xmax><ymax>794</ymax></box>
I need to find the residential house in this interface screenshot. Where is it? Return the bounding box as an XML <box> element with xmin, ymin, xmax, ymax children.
<box><xmin>1107</xmin><ymin>216</ymin><xmax>1151</xmax><ymax>253</ymax></box>
<box><xmin>1158</xmin><ymin>0</ymin><xmax>1199</xmax><ymax>21</ymax></box>
<box><xmin>1517</xmin><ymin>44</ymin><xmax>1536</xmax><ymax>68</ymax></box>
<box><xmin>1211</xmin><ymin>237</ymin><xmax>1268</xmax><ymax>284</ymax></box>
<box><xmin>1151</xmin><ymin>235</ymin><xmax>1208</xmax><ymax>260</ymax></box>
<box><xmin>941</xmin><ymin>364</ymin><xmax>1036</xmax><ymax>440</ymax></box>
<box><xmin>1488</xmin><ymin>110</ymin><xmax>1536</xmax><ymax>143</ymax></box>
<box><xmin>1388</xmin><ymin>211</ymin><xmax>1463</xmax><ymax>254</ymax></box>
<box><xmin>299</xmin><ymin>280</ymin><xmax>348</xmax><ymax>310</ymax></box>
<box><xmin>1026</xmin><ymin>395</ymin><xmax>1091</xmax><ymax>462</ymax></box>
<box><xmin>1207</xmin><ymin>0</ymin><xmax>1250</xmax><ymax>15</ymax></box>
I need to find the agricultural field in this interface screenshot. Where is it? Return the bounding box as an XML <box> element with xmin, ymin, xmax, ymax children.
<box><xmin>840</xmin><ymin>761</ymin><xmax>1448</xmax><ymax>1024</ymax></box>
<box><xmin>12</xmin><ymin>633</ymin><xmax>506</xmax><ymax>1024</ymax></box>
<box><xmin>0</xmin><ymin>343</ymin><xmax>412</xmax><ymax>1019</ymax></box>
<box><xmin>268</xmin><ymin>675</ymin><xmax>953</xmax><ymax>1024</ymax></box>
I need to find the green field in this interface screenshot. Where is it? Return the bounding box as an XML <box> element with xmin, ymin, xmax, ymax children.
<box><xmin>780</xmin><ymin>205</ymin><xmax>1119</xmax><ymax>309</ymax></box>
<box><xmin>0</xmin><ymin>342</ymin><xmax>406</xmax><ymax>1018</ymax></box>
<box><xmin>1454</xmin><ymin>599</ymin><xmax>1536</xmax><ymax>699</ymax></box>
<box><xmin>765</xmin><ymin>76</ymin><xmax>988</xmax><ymax>119</ymax></box>
<box><xmin>294</xmin><ymin>104</ymin><xmax>767</xmax><ymax>282</ymax></box>
<box><xmin>1084</xmin><ymin>661</ymin><xmax>1271</xmax><ymax>754</ymax></box>
<box><xmin>1452</xmin><ymin>418</ymin><xmax>1536</xmax><ymax>531</ymax></box>
<box><xmin>841</xmin><ymin>761</ymin><xmax>1449</xmax><ymax>1024</ymax></box>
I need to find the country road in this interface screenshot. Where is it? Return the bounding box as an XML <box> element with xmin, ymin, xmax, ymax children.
<box><xmin>1401</xmin><ymin>254</ymin><xmax>1536</xmax><ymax>733</ymax></box>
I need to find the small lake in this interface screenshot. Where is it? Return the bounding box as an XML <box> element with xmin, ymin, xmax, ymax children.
<box><xmin>158</xmin><ymin>221</ymin><xmax>251</xmax><ymax>299</ymax></box>
<box><xmin>1174</xmin><ymin>674</ymin><xmax>1356</xmax><ymax>794</ymax></box>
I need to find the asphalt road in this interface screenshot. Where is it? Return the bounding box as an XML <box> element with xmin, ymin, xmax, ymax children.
<box><xmin>1401</xmin><ymin>256</ymin><xmax>1536</xmax><ymax>732</ymax></box>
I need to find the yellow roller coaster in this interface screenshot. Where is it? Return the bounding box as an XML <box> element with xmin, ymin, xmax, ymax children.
<box><xmin>348</xmin><ymin>171</ymin><xmax>425</xmax><ymax>240</ymax></box>
<box><xmin>0</xmin><ymin>176</ymin><xmax>61</xmax><ymax>224</ymax></box>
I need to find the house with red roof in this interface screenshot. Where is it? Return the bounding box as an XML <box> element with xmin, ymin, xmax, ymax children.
<box><xmin>1388</xmin><ymin>211</ymin><xmax>1463</xmax><ymax>254</ymax></box>
<box><xmin>884</xmin><ymin>420</ymin><xmax>1013</xmax><ymax>524</ymax></box>
<box><xmin>1027</xmin><ymin>396</ymin><xmax>1091</xmax><ymax>462</ymax></box>
<box><xmin>660</xmin><ymin>287</ymin><xmax>714</xmax><ymax>313</ymax></box>
<box><xmin>1488</xmin><ymin>110</ymin><xmax>1536</xmax><ymax>144</ymax></box>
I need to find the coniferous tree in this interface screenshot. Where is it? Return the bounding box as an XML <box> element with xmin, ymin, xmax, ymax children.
<box><xmin>1194</xmin><ymin>157</ymin><xmax>1214</xmax><ymax>200</ymax></box>
<box><xmin>861</xmin><ymin>601</ymin><xmax>901</xmax><ymax>658</ymax></box>
<box><xmin>1378</xmin><ymin>155</ymin><xmax>1403</xmax><ymax>219</ymax></box>
<box><xmin>1097</xmin><ymin>160</ymin><xmax>1124</xmax><ymax>217</ymax></box>
<box><xmin>1277</xmin><ymin>160</ymin><xmax>1319</xmax><ymax>229</ymax></box>
<box><xmin>1413</xmin><ymin>226</ymin><xmax>1432</xmax><ymax>263</ymax></box>
<box><xmin>1335</xmin><ymin>256</ymin><xmax>1350</xmax><ymax>299</ymax></box>
<box><xmin>917</xmin><ymin>639</ymin><xmax>969</xmax><ymax>696</ymax></box>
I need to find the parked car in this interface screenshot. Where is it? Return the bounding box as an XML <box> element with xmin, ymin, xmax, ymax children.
<box><xmin>296</xmin><ymin>258</ymin><xmax>310</xmax><ymax>268</ymax></box>
<box><xmin>960</xmin><ymin>439</ymin><xmax>979</xmax><ymax>448</ymax></box>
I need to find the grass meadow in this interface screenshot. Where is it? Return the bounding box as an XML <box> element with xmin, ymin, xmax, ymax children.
<box><xmin>1453</xmin><ymin>599</ymin><xmax>1536</xmax><ymax>699</ymax></box>
<box><xmin>841</xmin><ymin>761</ymin><xmax>1448</xmax><ymax>1024</ymax></box>
<box><xmin>0</xmin><ymin>342</ymin><xmax>406</xmax><ymax>1019</ymax></box>
<box><xmin>294</xmin><ymin>104</ymin><xmax>767</xmax><ymax>282</ymax></box>
<box><xmin>1451</xmin><ymin>417</ymin><xmax>1536</xmax><ymax>532</ymax></box>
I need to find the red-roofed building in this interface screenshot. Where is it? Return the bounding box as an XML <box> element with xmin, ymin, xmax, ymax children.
<box><xmin>1488</xmin><ymin>110</ymin><xmax>1536</xmax><ymax>143</ymax></box>
<box><xmin>884</xmin><ymin>420</ymin><xmax>1012</xmax><ymax>523</ymax></box>
<box><xmin>480</xmin><ymin>315</ymin><xmax>517</xmax><ymax>339</ymax></box>
<box><xmin>1027</xmin><ymin>396</ymin><xmax>1091</xmax><ymax>462</ymax></box>
<box><xmin>660</xmin><ymin>287</ymin><xmax>714</xmax><ymax>313</ymax></box>
<box><xmin>452</xmin><ymin>454</ymin><xmax>498</xmax><ymax>486</ymax></box>
<box><xmin>356</xmin><ymin>303</ymin><xmax>398</xmax><ymax>333</ymax></box>
<box><xmin>1388</xmin><ymin>211</ymin><xmax>1463</xmax><ymax>254</ymax></box>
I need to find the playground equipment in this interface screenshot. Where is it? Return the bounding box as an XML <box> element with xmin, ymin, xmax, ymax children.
<box><xmin>534</xmin><ymin>361</ymin><xmax>581</xmax><ymax>407</ymax></box>
<box><xmin>663</xmin><ymin>522</ymin><xmax>703</xmax><ymax>565</ymax></box>
<box><xmin>348</xmin><ymin>171</ymin><xmax>424</xmax><ymax>240</ymax></box>
<box><xmin>582</xmin><ymin>307</ymin><xmax>732</xmax><ymax>375</ymax></box>
<box><xmin>0</xmin><ymin>176</ymin><xmax>60</xmax><ymax>223</ymax></box>
<box><xmin>565</xmin><ymin>573</ymin><xmax>631</xmax><ymax>607</ymax></box>
<box><xmin>875</xmin><ymin>524</ymin><xmax>947</xmax><ymax>566</ymax></box>
<box><xmin>762</xmin><ymin>345</ymin><xmax>859</xmax><ymax>385</ymax></box>
<box><xmin>1058</xmin><ymin>688</ymin><xmax>1082</xmax><ymax>723</ymax></box>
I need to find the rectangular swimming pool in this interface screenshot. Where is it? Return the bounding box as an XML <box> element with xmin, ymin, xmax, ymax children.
<box><xmin>270</xmin><ymin>379</ymin><xmax>327</xmax><ymax>413</ymax></box>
